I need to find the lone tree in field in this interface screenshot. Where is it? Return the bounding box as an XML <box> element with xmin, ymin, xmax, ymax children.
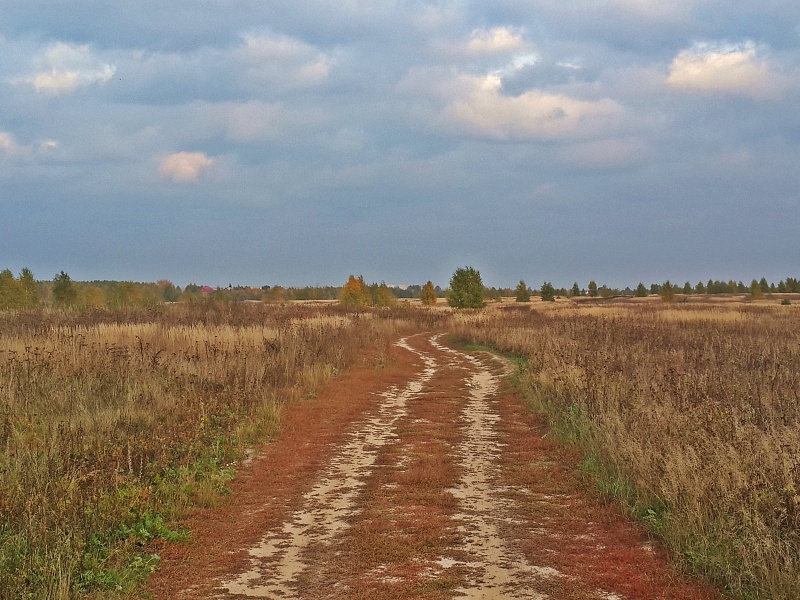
<box><xmin>660</xmin><ymin>280</ymin><xmax>676</xmax><ymax>302</ymax></box>
<box><xmin>515</xmin><ymin>280</ymin><xmax>531</xmax><ymax>302</ymax></box>
<box><xmin>447</xmin><ymin>267</ymin><xmax>485</xmax><ymax>309</ymax></box>
<box><xmin>420</xmin><ymin>281</ymin><xmax>437</xmax><ymax>306</ymax></box>
<box><xmin>540</xmin><ymin>281</ymin><xmax>556</xmax><ymax>302</ymax></box>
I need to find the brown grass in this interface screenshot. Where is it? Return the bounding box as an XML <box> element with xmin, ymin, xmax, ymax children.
<box><xmin>450</xmin><ymin>301</ymin><xmax>800</xmax><ymax>599</ymax></box>
<box><xmin>0</xmin><ymin>302</ymin><xmax>444</xmax><ymax>599</ymax></box>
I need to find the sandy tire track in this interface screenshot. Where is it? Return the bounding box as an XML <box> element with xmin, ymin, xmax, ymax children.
<box><xmin>217</xmin><ymin>336</ymin><xmax>438</xmax><ymax>598</ymax></box>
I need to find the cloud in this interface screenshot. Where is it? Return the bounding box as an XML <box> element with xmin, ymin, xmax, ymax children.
<box><xmin>609</xmin><ymin>0</ymin><xmax>699</xmax><ymax>22</ymax></box>
<box><xmin>159</xmin><ymin>151</ymin><xmax>214</xmax><ymax>182</ymax></box>
<box><xmin>404</xmin><ymin>69</ymin><xmax>625</xmax><ymax>141</ymax></box>
<box><xmin>561</xmin><ymin>137</ymin><xmax>650</xmax><ymax>169</ymax></box>
<box><xmin>468</xmin><ymin>27</ymin><xmax>524</xmax><ymax>54</ymax></box>
<box><xmin>0</xmin><ymin>132</ymin><xmax>21</xmax><ymax>157</ymax></box>
<box><xmin>24</xmin><ymin>42</ymin><xmax>116</xmax><ymax>94</ymax></box>
<box><xmin>666</xmin><ymin>42</ymin><xmax>786</xmax><ymax>98</ymax></box>
<box><xmin>238</xmin><ymin>32</ymin><xmax>332</xmax><ymax>87</ymax></box>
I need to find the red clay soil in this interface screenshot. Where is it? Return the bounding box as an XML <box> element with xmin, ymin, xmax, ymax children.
<box><xmin>144</xmin><ymin>333</ymin><xmax>723</xmax><ymax>600</ymax></box>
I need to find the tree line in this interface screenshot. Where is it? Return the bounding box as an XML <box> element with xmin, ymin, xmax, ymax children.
<box><xmin>2</xmin><ymin>267</ymin><xmax>799</xmax><ymax>312</ymax></box>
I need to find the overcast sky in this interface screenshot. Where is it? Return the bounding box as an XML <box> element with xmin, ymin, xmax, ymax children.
<box><xmin>1</xmin><ymin>1</ymin><xmax>799</xmax><ymax>288</ymax></box>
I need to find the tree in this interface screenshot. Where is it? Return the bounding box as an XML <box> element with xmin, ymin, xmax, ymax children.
<box><xmin>540</xmin><ymin>281</ymin><xmax>556</xmax><ymax>302</ymax></box>
<box><xmin>82</xmin><ymin>285</ymin><xmax>105</xmax><ymax>308</ymax></box>
<box><xmin>588</xmin><ymin>280</ymin><xmax>598</xmax><ymax>297</ymax></box>
<box><xmin>751</xmin><ymin>279</ymin><xmax>763</xmax><ymax>300</ymax></box>
<box><xmin>374</xmin><ymin>282</ymin><xmax>397</xmax><ymax>307</ymax></box>
<box><xmin>52</xmin><ymin>271</ymin><xmax>78</xmax><ymax>307</ymax></box>
<box><xmin>447</xmin><ymin>267</ymin><xmax>485</xmax><ymax>309</ymax></box>
<box><xmin>695</xmin><ymin>281</ymin><xmax>706</xmax><ymax>294</ymax></box>
<box><xmin>0</xmin><ymin>269</ymin><xmax>24</xmax><ymax>309</ymax></box>
<box><xmin>19</xmin><ymin>268</ymin><xmax>40</xmax><ymax>308</ymax></box>
<box><xmin>759</xmin><ymin>277</ymin><xmax>770</xmax><ymax>294</ymax></box>
<box><xmin>420</xmin><ymin>281</ymin><xmax>437</xmax><ymax>306</ymax></box>
<box><xmin>515</xmin><ymin>280</ymin><xmax>531</xmax><ymax>302</ymax></box>
<box><xmin>158</xmin><ymin>279</ymin><xmax>181</xmax><ymax>302</ymax></box>
<box><xmin>570</xmin><ymin>282</ymin><xmax>581</xmax><ymax>297</ymax></box>
<box><xmin>635</xmin><ymin>283</ymin><xmax>648</xmax><ymax>297</ymax></box>
<box><xmin>660</xmin><ymin>280</ymin><xmax>675</xmax><ymax>302</ymax></box>
<box><xmin>683</xmin><ymin>281</ymin><xmax>693</xmax><ymax>295</ymax></box>
<box><xmin>340</xmin><ymin>275</ymin><xmax>370</xmax><ymax>307</ymax></box>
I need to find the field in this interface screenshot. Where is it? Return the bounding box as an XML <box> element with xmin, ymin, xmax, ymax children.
<box><xmin>451</xmin><ymin>298</ymin><xmax>800</xmax><ymax>599</ymax></box>
<box><xmin>0</xmin><ymin>298</ymin><xmax>798</xmax><ymax>598</ymax></box>
<box><xmin>0</xmin><ymin>303</ymin><xmax>442</xmax><ymax>598</ymax></box>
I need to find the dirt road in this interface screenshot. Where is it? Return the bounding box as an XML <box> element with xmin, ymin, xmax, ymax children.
<box><xmin>147</xmin><ymin>333</ymin><xmax>720</xmax><ymax>599</ymax></box>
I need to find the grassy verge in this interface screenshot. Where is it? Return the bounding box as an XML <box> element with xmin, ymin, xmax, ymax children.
<box><xmin>449</xmin><ymin>303</ymin><xmax>800</xmax><ymax>600</ymax></box>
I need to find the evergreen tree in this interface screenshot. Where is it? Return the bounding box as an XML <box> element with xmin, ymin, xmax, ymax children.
<box><xmin>540</xmin><ymin>281</ymin><xmax>556</xmax><ymax>302</ymax></box>
<box><xmin>751</xmin><ymin>279</ymin><xmax>763</xmax><ymax>300</ymax></box>
<box><xmin>695</xmin><ymin>281</ymin><xmax>706</xmax><ymax>294</ymax></box>
<box><xmin>683</xmin><ymin>281</ymin><xmax>693</xmax><ymax>295</ymax></box>
<box><xmin>588</xmin><ymin>280</ymin><xmax>598</xmax><ymax>297</ymax></box>
<box><xmin>660</xmin><ymin>280</ymin><xmax>675</xmax><ymax>302</ymax></box>
<box><xmin>52</xmin><ymin>271</ymin><xmax>78</xmax><ymax>307</ymax></box>
<box><xmin>635</xmin><ymin>283</ymin><xmax>648</xmax><ymax>297</ymax></box>
<box><xmin>515</xmin><ymin>280</ymin><xmax>531</xmax><ymax>302</ymax></box>
<box><xmin>447</xmin><ymin>267</ymin><xmax>485</xmax><ymax>309</ymax></box>
<box><xmin>571</xmin><ymin>282</ymin><xmax>581</xmax><ymax>297</ymax></box>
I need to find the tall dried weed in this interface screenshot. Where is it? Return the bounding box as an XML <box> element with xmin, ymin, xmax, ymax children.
<box><xmin>451</xmin><ymin>302</ymin><xmax>800</xmax><ymax>600</ymax></box>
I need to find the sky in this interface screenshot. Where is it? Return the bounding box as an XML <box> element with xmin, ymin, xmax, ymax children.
<box><xmin>1</xmin><ymin>1</ymin><xmax>799</xmax><ymax>289</ymax></box>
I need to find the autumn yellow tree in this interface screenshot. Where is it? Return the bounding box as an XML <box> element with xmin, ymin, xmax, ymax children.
<box><xmin>420</xmin><ymin>281</ymin><xmax>437</xmax><ymax>306</ymax></box>
<box><xmin>340</xmin><ymin>275</ymin><xmax>370</xmax><ymax>307</ymax></box>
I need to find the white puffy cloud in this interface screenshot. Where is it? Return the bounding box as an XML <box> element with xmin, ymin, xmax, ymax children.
<box><xmin>666</xmin><ymin>42</ymin><xmax>786</xmax><ymax>98</ymax></box>
<box><xmin>468</xmin><ymin>27</ymin><xmax>524</xmax><ymax>54</ymax></box>
<box><xmin>24</xmin><ymin>42</ymin><xmax>116</xmax><ymax>94</ymax></box>
<box><xmin>403</xmin><ymin>69</ymin><xmax>624</xmax><ymax>141</ymax></box>
<box><xmin>159</xmin><ymin>151</ymin><xmax>214</xmax><ymax>182</ymax></box>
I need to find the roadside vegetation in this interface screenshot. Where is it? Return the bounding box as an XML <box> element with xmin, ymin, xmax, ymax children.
<box><xmin>0</xmin><ymin>301</ymin><xmax>444</xmax><ymax>599</ymax></box>
<box><xmin>450</xmin><ymin>301</ymin><xmax>800</xmax><ymax>600</ymax></box>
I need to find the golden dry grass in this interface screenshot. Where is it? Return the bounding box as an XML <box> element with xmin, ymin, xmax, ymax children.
<box><xmin>0</xmin><ymin>302</ymin><xmax>443</xmax><ymax>599</ymax></box>
<box><xmin>450</xmin><ymin>301</ymin><xmax>800</xmax><ymax>599</ymax></box>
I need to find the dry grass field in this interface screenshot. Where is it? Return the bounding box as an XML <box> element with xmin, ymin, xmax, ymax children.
<box><xmin>450</xmin><ymin>299</ymin><xmax>800</xmax><ymax>600</ymax></box>
<box><xmin>2</xmin><ymin>298</ymin><xmax>798</xmax><ymax>599</ymax></box>
<box><xmin>0</xmin><ymin>303</ymin><xmax>443</xmax><ymax>599</ymax></box>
